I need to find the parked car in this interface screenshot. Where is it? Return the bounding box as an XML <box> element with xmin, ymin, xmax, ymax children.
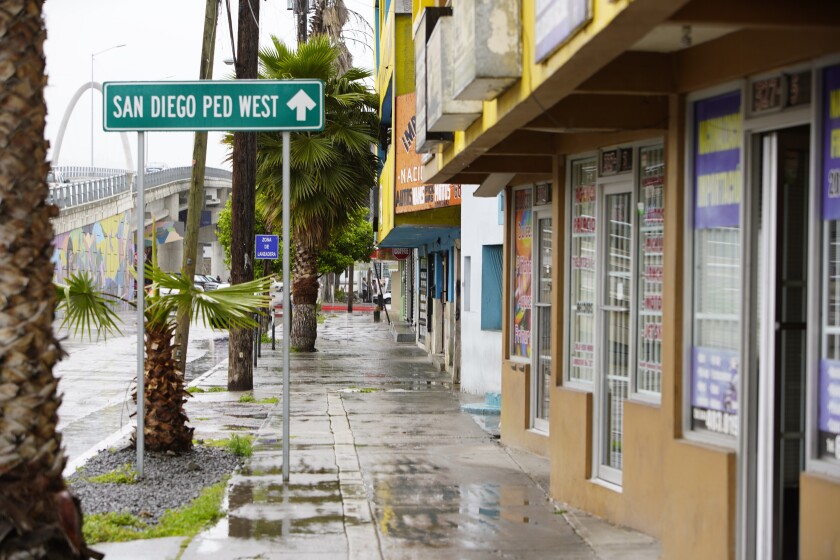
<box><xmin>195</xmin><ymin>275</ymin><xmax>219</xmax><ymax>291</ymax></box>
<box><xmin>158</xmin><ymin>272</ymin><xmax>206</xmax><ymax>295</ymax></box>
<box><xmin>383</xmin><ymin>292</ymin><xmax>391</xmax><ymax>305</ymax></box>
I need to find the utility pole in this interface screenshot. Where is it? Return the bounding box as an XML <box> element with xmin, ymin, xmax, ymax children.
<box><xmin>174</xmin><ymin>0</ymin><xmax>219</xmax><ymax>375</ymax></box>
<box><xmin>228</xmin><ymin>0</ymin><xmax>260</xmax><ymax>390</ymax></box>
<box><xmin>295</xmin><ymin>0</ymin><xmax>308</xmax><ymax>44</ymax></box>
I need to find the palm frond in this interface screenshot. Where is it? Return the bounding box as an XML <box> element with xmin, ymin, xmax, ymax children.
<box><xmin>55</xmin><ymin>272</ymin><xmax>125</xmax><ymax>340</ymax></box>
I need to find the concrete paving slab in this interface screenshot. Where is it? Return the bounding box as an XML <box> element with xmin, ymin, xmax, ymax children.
<box><xmin>90</xmin><ymin>536</ymin><xmax>186</xmax><ymax>559</ymax></box>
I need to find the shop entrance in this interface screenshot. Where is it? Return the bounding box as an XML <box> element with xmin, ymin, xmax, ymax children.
<box><xmin>597</xmin><ymin>182</ymin><xmax>633</xmax><ymax>485</ymax></box>
<box><xmin>752</xmin><ymin>125</ymin><xmax>810</xmax><ymax>560</ymax></box>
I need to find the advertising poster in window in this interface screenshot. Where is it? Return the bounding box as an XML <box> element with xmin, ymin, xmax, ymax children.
<box><xmin>637</xmin><ymin>147</ymin><xmax>664</xmax><ymax>395</ymax></box>
<box><xmin>569</xmin><ymin>161</ymin><xmax>596</xmax><ymax>383</ymax></box>
<box><xmin>820</xmin><ymin>66</ymin><xmax>840</xmax><ymax>459</ymax></box>
<box><xmin>513</xmin><ymin>189</ymin><xmax>532</xmax><ymax>358</ymax></box>
<box><xmin>694</xmin><ymin>91</ymin><xmax>742</xmax><ymax>229</ymax></box>
<box><xmin>691</xmin><ymin>91</ymin><xmax>742</xmax><ymax>437</ymax></box>
<box><xmin>819</xmin><ymin>360</ymin><xmax>840</xmax><ymax>460</ymax></box>
<box><xmin>823</xmin><ymin>66</ymin><xmax>840</xmax><ymax>221</ymax></box>
<box><xmin>394</xmin><ymin>93</ymin><xmax>462</xmax><ymax>214</ymax></box>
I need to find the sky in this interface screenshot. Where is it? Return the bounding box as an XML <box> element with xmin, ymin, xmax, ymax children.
<box><xmin>43</xmin><ymin>0</ymin><xmax>376</xmax><ymax>171</ymax></box>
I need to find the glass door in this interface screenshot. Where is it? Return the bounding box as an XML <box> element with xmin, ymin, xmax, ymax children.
<box><xmin>598</xmin><ymin>183</ymin><xmax>633</xmax><ymax>484</ymax></box>
<box><xmin>532</xmin><ymin>213</ymin><xmax>553</xmax><ymax>432</ymax></box>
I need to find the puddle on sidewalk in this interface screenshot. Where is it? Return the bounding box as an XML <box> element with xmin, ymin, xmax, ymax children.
<box><xmin>185</xmin><ymin>337</ymin><xmax>228</xmax><ymax>382</ymax></box>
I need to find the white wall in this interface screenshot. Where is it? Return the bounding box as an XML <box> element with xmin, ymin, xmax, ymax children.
<box><xmin>460</xmin><ymin>186</ymin><xmax>504</xmax><ymax>395</ymax></box>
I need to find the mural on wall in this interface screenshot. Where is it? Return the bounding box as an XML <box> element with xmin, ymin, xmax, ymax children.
<box><xmin>52</xmin><ymin>211</ymin><xmax>136</xmax><ymax>300</ymax></box>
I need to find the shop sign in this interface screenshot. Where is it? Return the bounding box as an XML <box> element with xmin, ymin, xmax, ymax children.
<box><xmin>534</xmin><ymin>0</ymin><xmax>592</xmax><ymax>63</ymax></box>
<box><xmin>749</xmin><ymin>71</ymin><xmax>812</xmax><ymax>115</ymax></box>
<box><xmin>392</xmin><ymin>248</ymin><xmax>411</xmax><ymax>260</ymax></box>
<box><xmin>691</xmin><ymin>347</ymin><xmax>739</xmax><ymax>437</ymax></box>
<box><xmin>600</xmin><ymin>147</ymin><xmax>632</xmax><ymax>176</ymax></box>
<box><xmin>394</xmin><ymin>93</ymin><xmax>462</xmax><ymax>214</ymax></box>
<box><xmin>819</xmin><ymin>359</ymin><xmax>840</xmax><ymax>460</ymax></box>
<box><xmin>513</xmin><ymin>189</ymin><xmax>533</xmax><ymax>359</ymax></box>
<box><xmin>694</xmin><ymin>91</ymin><xmax>742</xmax><ymax>229</ymax></box>
<box><xmin>823</xmin><ymin>65</ymin><xmax>840</xmax><ymax>221</ymax></box>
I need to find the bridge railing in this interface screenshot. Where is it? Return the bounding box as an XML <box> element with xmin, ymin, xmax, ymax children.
<box><xmin>48</xmin><ymin>166</ymin><xmax>232</xmax><ymax>209</ymax></box>
<box><xmin>55</xmin><ymin>166</ymin><xmax>127</xmax><ymax>179</ymax></box>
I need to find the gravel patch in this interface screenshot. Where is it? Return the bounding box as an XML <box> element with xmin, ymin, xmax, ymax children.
<box><xmin>68</xmin><ymin>445</ymin><xmax>242</xmax><ymax>524</ymax></box>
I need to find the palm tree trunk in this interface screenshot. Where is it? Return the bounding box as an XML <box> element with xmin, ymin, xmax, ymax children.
<box><xmin>137</xmin><ymin>321</ymin><xmax>194</xmax><ymax>452</ymax></box>
<box><xmin>0</xmin><ymin>2</ymin><xmax>96</xmax><ymax>557</ymax></box>
<box><xmin>291</xmin><ymin>245</ymin><xmax>319</xmax><ymax>351</ymax></box>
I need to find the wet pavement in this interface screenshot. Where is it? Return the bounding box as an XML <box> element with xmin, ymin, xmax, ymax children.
<box><xmin>62</xmin><ymin>313</ymin><xmax>660</xmax><ymax>559</ymax></box>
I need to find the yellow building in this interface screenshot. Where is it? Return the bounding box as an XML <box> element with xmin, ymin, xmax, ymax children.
<box><xmin>376</xmin><ymin>0</ymin><xmax>463</xmax><ymax>372</ymax></box>
<box><xmin>413</xmin><ymin>0</ymin><xmax>840</xmax><ymax>558</ymax></box>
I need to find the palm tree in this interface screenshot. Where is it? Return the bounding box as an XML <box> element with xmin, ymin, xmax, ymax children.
<box><xmin>134</xmin><ymin>267</ymin><xmax>269</xmax><ymax>450</ymax></box>
<box><xmin>255</xmin><ymin>36</ymin><xmax>379</xmax><ymax>351</ymax></box>
<box><xmin>0</xmin><ymin>2</ymin><xmax>98</xmax><ymax>557</ymax></box>
<box><xmin>57</xmin><ymin>268</ymin><xmax>270</xmax><ymax>452</ymax></box>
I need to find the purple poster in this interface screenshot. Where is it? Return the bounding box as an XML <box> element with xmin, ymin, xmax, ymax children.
<box><xmin>823</xmin><ymin>65</ymin><xmax>840</xmax><ymax>221</ymax></box>
<box><xmin>819</xmin><ymin>360</ymin><xmax>840</xmax><ymax>459</ymax></box>
<box><xmin>694</xmin><ymin>91</ymin><xmax>742</xmax><ymax>229</ymax></box>
<box><xmin>691</xmin><ymin>346</ymin><xmax>739</xmax><ymax>437</ymax></box>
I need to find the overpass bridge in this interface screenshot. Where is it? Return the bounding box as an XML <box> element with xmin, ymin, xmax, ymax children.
<box><xmin>50</xmin><ymin>166</ymin><xmax>232</xmax><ymax>301</ymax></box>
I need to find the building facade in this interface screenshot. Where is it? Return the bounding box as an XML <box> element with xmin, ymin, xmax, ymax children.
<box><xmin>413</xmin><ymin>0</ymin><xmax>840</xmax><ymax>558</ymax></box>
<box><xmin>375</xmin><ymin>0</ymin><xmax>463</xmax><ymax>375</ymax></box>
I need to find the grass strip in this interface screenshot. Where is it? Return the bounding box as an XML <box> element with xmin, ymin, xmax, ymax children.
<box><xmin>83</xmin><ymin>477</ymin><xmax>229</xmax><ymax>544</ymax></box>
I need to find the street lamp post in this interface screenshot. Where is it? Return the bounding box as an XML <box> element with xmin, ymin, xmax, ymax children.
<box><xmin>91</xmin><ymin>43</ymin><xmax>126</xmax><ymax>168</ymax></box>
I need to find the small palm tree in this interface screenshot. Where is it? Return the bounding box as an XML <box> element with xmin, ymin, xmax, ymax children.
<box><xmin>57</xmin><ymin>268</ymin><xmax>270</xmax><ymax>452</ymax></box>
<box><xmin>255</xmin><ymin>35</ymin><xmax>379</xmax><ymax>351</ymax></box>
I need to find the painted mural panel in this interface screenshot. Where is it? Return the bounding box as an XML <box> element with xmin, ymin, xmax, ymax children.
<box><xmin>52</xmin><ymin>211</ymin><xmax>136</xmax><ymax>300</ymax></box>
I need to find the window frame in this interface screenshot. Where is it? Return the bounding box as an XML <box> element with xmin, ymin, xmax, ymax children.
<box><xmin>682</xmin><ymin>81</ymin><xmax>747</xmax><ymax>449</ymax></box>
<box><xmin>564</xmin><ymin>153</ymin><xmax>600</xmax><ymax>390</ymax></box>
<box><xmin>563</xmin><ymin>142</ymin><xmax>666</xmax><ymax>405</ymax></box>
<box><xmin>808</xmin><ymin>55</ymin><xmax>840</xmax><ymax>479</ymax></box>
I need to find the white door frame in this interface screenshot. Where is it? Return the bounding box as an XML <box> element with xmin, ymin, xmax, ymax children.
<box><xmin>531</xmin><ymin>208</ymin><xmax>552</xmax><ymax>433</ymax></box>
<box><xmin>595</xmin><ymin>179</ymin><xmax>635</xmax><ymax>486</ymax></box>
<box><xmin>756</xmin><ymin>132</ymin><xmax>778</xmax><ymax>560</ymax></box>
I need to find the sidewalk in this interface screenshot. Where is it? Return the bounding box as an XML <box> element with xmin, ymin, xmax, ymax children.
<box><xmin>92</xmin><ymin>313</ymin><xmax>660</xmax><ymax>559</ymax></box>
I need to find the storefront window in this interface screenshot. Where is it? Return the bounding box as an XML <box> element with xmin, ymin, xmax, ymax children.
<box><xmin>513</xmin><ymin>188</ymin><xmax>533</xmax><ymax>359</ymax></box>
<box><xmin>637</xmin><ymin>147</ymin><xmax>665</xmax><ymax>396</ymax></box>
<box><xmin>819</xmin><ymin>65</ymin><xmax>840</xmax><ymax>462</ymax></box>
<box><xmin>569</xmin><ymin>158</ymin><xmax>597</xmax><ymax>382</ymax></box>
<box><xmin>690</xmin><ymin>91</ymin><xmax>743</xmax><ymax>438</ymax></box>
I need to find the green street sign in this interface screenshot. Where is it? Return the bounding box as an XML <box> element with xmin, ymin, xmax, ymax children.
<box><xmin>102</xmin><ymin>80</ymin><xmax>324</xmax><ymax>132</ymax></box>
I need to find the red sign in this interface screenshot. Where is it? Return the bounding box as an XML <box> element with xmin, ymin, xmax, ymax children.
<box><xmin>392</xmin><ymin>248</ymin><xmax>411</xmax><ymax>260</ymax></box>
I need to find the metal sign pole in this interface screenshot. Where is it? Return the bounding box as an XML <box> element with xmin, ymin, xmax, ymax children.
<box><xmin>282</xmin><ymin>131</ymin><xmax>291</xmax><ymax>483</ymax></box>
<box><xmin>136</xmin><ymin>131</ymin><xmax>145</xmax><ymax>478</ymax></box>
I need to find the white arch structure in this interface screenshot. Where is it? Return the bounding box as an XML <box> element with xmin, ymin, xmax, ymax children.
<box><xmin>53</xmin><ymin>82</ymin><xmax>134</xmax><ymax>170</ymax></box>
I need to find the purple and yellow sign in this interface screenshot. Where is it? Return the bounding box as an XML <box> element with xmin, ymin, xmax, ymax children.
<box><xmin>691</xmin><ymin>346</ymin><xmax>739</xmax><ymax>437</ymax></box>
<box><xmin>823</xmin><ymin>66</ymin><xmax>840</xmax><ymax>221</ymax></box>
<box><xmin>513</xmin><ymin>189</ymin><xmax>532</xmax><ymax>359</ymax></box>
<box><xmin>819</xmin><ymin>359</ymin><xmax>840</xmax><ymax>459</ymax></box>
<box><xmin>694</xmin><ymin>91</ymin><xmax>742</xmax><ymax>229</ymax></box>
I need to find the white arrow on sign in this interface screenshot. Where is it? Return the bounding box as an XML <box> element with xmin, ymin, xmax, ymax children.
<box><xmin>287</xmin><ymin>89</ymin><xmax>316</xmax><ymax>121</ymax></box>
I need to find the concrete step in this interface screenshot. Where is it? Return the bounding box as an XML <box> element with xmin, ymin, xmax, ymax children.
<box><xmin>389</xmin><ymin>321</ymin><xmax>415</xmax><ymax>343</ymax></box>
